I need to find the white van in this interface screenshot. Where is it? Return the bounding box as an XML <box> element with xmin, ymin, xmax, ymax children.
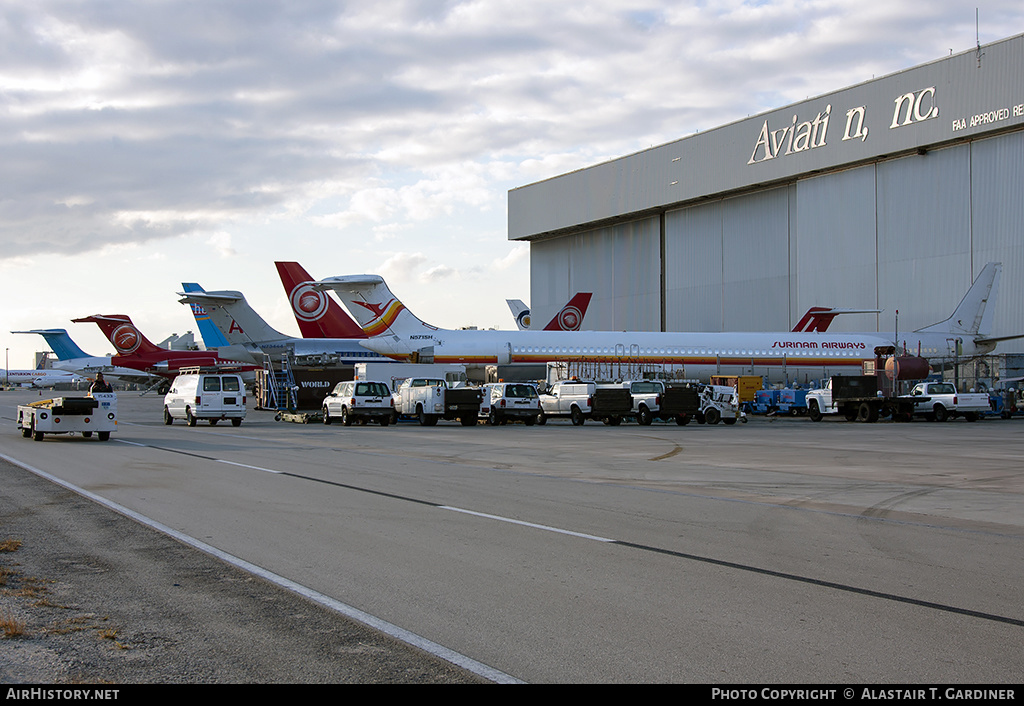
<box><xmin>163</xmin><ymin>370</ymin><xmax>246</xmax><ymax>427</ymax></box>
<box><xmin>322</xmin><ymin>380</ymin><xmax>395</xmax><ymax>426</ymax></box>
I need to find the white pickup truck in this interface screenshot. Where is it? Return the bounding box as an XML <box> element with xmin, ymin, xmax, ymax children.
<box><xmin>537</xmin><ymin>380</ymin><xmax>633</xmax><ymax>426</ymax></box>
<box><xmin>908</xmin><ymin>381</ymin><xmax>989</xmax><ymax>422</ymax></box>
<box><xmin>395</xmin><ymin>377</ymin><xmax>481</xmax><ymax>426</ymax></box>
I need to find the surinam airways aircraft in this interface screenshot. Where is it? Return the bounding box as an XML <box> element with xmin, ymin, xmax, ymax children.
<box><xmin>312</xmin><ymin>262</ymin><xmax>1013</xmax><ymax>384</ymax></box>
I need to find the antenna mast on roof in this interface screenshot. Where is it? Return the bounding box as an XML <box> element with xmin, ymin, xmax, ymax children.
<box><xmin>976</xmin><ymin>9</ymin><xmax>985</xmax><ymax>68</ymax></box>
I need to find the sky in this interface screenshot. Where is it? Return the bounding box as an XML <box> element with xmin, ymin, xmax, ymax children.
<box><xmin>3</xmin><ymin>0</ymin><xmax>1023</xmax><ymax>370</ymax></box>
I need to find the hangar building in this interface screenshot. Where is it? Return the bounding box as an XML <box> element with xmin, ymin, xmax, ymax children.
<box><xmin>508</xmin><ymin>34</ymin><xmax>1024</xmax><ymax>378</ymax></box>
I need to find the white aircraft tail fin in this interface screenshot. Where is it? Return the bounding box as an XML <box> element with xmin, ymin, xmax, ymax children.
<box><xmin>313</xmin><ymin>275</ymin><xmax>437</xmax><ymax>339</ymax></box>
<box><xmin>176</xmin><ymin>290</ymin><xmax>289</xmax><ymax>345</ymax></box>
<box><xmin>507</xmin><ymin>299</ymin><xmax>530</xmax><ymax>330</ymax></box>
<box><xmin>915</xmin><ymin>262</ymin><xmax>1000</xmax><ymax>337</ymax></box>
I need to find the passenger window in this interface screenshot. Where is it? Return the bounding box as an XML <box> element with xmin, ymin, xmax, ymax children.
<box><xmin>223</xmin><ymin>377</ymin><xmax>240</xmax><ymax>392</ymax></box>
<box><xmin>203</xmin><ymin>377</ymin><xmax>221</xmax><ymax>392</ymax></box>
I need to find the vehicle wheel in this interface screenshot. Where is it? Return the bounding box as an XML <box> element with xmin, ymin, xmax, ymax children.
<box><xmin>524</xmin><ymin>416</ymin><xmax>535</xmax><ymax>426</ymax></box>
<box><xmin>933</xmin><ymin>404</ymin><xmax>949</xmax><ymax>423</ymax></box>
<box><xmin>98</xmin><ymin>431</ymin><xmax>110</xmax><ymax>441</ymax></box>
<box><xmin>33</xmin><ymin>431</ymin><xmax>43</xmax><ymax>441</ymax></box>
<box><xmin>82</xmin><ymin>431</ymin><xmax>92</xmax><ymax>438</ymax></box>
<box><xmin>704</xmin><ymin>407</ymin><xmax>721</xmax><ymax>425</ymax></box>
<box><xmin>460</xmin><ymin>415</ymin><xmax>476</xmax><ymax>426</ymax></box>
<box><xmin>231</xmin><ymin>418</ymin><xmax>242</xmax><ymax>427</ymax></box>
<box><xmin>637</xmin><ymin>406</ymin><xmax>653</xmax><ymax>426</ymax></box>
<box><xmin>607</xmin><ymin>416</ymin><xmax>622</xmax><ymax>426</ymax></box>
<box><xmin>843</xmin><ymin>406</ymin><xmax>858</xmax><ymax>422</ymax></box>
<box><xmin>342</xmin><ymin>407</ymin><xmax>353</xmax><ymax>426</ymax></box>
<box><xmin>808</xmin><ymin>401</ymin><xmax>822</xmax><ymax>422</ymax></box>
<box><xmin>857</xmin><ymin>402</ymin><xmax>878</xmax><ymax>423</ymax></box>
<box><xmin>209</xmin><ymin>419</ymin><xmax>218</xmax><ymax>426</ymax></box>
<box><xmin>488</xmin><ymin>411</ymin><xmax>499</xmax><ymax>426</ymax></box>
<box><xmin>21</xmin><ymin>427</ymin><xmax>31</xmax><ymax>438</ymax></box>
<box><xmin>380</xmin><ymin>417</ymin><xmax>390</xmax><ymax>426</ymax></box>
<box><xmin>418</xmin><ymin>406</ymin><xmax>437</xmax><ymax>426</ymax></box>
<box><xmin>964</xmin><ymin>412</ymin><xmax>978</xmax><ymax>422</ymax></box>
<box><xmin>723</xmin><ymin>417</ymin><xmax>736</xmax><ymax>425</ymax></box>
<box><xmin>163</xmin><ymin>407</ymin><xmax>173</xmax><ymax>425</ymax></box>
<box><xmin>536</xmin><ymin>412</ymin><xmax>547</xmax><ymax>426</ymax></box>
<box><xmin>323</xmin><ymin>407</ymin><xmax>332</xmax><ymax>425</ymax></box>
<box><xmin>695</xmin><ymin>412</ymin><xmax>706</xmax><ymax>424</ymax></box>
<box><xmin>676</xmin><ymin>414</ymin><xmax>690</xmax><ymax>426</ymax></box>
<box><xmin>570</xmin><ymin>406</ymin><xmax>584</xmax><ymax>426</ymax></box>
<box><xmin>186</xmin><ymin>408</ymin><xmax>197</xmax><ymax>427</ymax></box>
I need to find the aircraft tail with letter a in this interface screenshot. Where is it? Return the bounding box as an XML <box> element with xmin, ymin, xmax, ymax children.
<box><xmin>275</xmin><ymin>261</ymin><xmax>367</xmax><ymax>339</ymax></box>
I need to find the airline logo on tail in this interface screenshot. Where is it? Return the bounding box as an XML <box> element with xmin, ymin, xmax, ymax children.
<box><xmin>289</xmin><ymin>284</ymin><xmax>329</xmax><ymax>323</ymax></box>
<box><xmin>548</xmin><ymin>293</ymin><xmax>593</xmax><ymax>331</ymax></box>
<box><xmin>351</xmin><ymin>298</ymin><xmax>414</xmax><ymax>337</ymax></box>
<box><xmin>112</xmin><ymin>324</ymin><xmax>142</xmax><ymax>354</ymax></box>
<box><xmin>275</xmin><ymin>261</ymin><xmax>368</xmax><ymax>339</ymax></box>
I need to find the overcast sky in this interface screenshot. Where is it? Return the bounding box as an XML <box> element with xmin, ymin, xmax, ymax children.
<box><xmin>3</xmin><ymin>0</ymin><xmax>1022</xmax><ymax>370</ymax></box>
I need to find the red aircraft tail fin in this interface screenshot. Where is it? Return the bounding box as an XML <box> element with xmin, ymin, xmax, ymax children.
<box><xmin>543</xmin><ymin>293</ymin><xmax>593</xmax><ymax>331</ymax></box>
<box><xmin>71</xmin><ymin>314</ymin><xmax>167</xmax><ymax>357</ymax></box>
<box><xmin>275</xmin><ymin>261</ymin><xmax>367</xmax><ymax>339</ymax></box>
<box><xmin>792</xmin><ymin>307</ymin><xmax>838</xmax><ymax>332</ymax></box>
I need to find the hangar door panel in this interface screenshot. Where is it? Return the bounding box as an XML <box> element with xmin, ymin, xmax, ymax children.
<box><xmin>794</xmin><ymin>167</ymin><xmax>878</xmax><ymax>332</ymax></box>
<box><xmin>665</xmin><ymin>201</ymin><xmax>723</xmax><ymax>332</ymax></box>
<box><xmin>970</xmin><ymin>131</ymin><xmax>1024</xmax><ymax>353</ymax></box>
<box><xmin>721</xmin><ymin>188</ymin><xmax>791</xmax><ymax>331</ymax></box>
<box><xmin>530</xmin><ymin>238</ymin><xmax>573</xmax><ymax>328</ymax></box>
<box><xmin>531</xmin><ymin>218</ymin><xmax>660</xmax><ymax>331</ymax></box>
<box><xmin>876</xmin><ymin>145</ymin><xmax>971</xmax><ymax>332</ymax></box>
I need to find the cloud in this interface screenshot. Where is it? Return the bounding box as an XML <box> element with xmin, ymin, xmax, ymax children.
<box><xmin>1</xmin><ymin>0</ymin><xmax>1021</xmax><ymax>263</ymax></box>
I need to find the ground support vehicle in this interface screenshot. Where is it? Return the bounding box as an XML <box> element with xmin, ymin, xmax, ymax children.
<box><xmin>806</xmin><ymin>376</ymin><xmax>924</xmax><ymax>423</ymax></box>
<box><xmin>479</xmin><ymin>382</ymin><xmax>540</xmax><ymax>425</ymax></box>
<box><xmin>907</xmin><ymin>381</ymin><xmax>990</xmax><ymax>422</ymax></box>
<box><xmin>396</xmin><ymin>378</ymin><xmax>481</xmax><ymax>426</ymax></box>
<box><xmin>17</xmin><ymin>393</ymin><xmax>117</xmax><ymax>441</ymax></box>
<box><xmin>624</xmin><ymin>380</ymin><xmax>701</xmax><ymax>425</ymax></box>
<box><xmin>697</xmin><ymin>384</ymin><xmax>744</xmax><ymax>425</ymax></box>
<box><xmin>990</xmin><ymin>386</ymin><xmax>1024</xmax><ymax>418</ymax></box>
<box><xmin>538</xmin><ymin>380</ymin><xmax>632</xmax><ymax>425</ymax></box>
<box><xmin>776</xmin><ymin>388</ymin><xmax>808</xmax><ymax>415</ymax></box>
<box><xmin>323</xmin><ymin>380</ymin><xmax>395</xmax><ymax>426</ymax></box>
<box><xmin>163</xmin><ymin>368</ymin><xmax>246</xmax><ymax>426</ymax></box>
<box><xmin>355</xmin><ymin>362</ymin><xmax>467</xmax><ymax>392</ymax></box>
<box><xmin>752</xmin><ymin>389</ymin><xmax>778</xmax><ymax>415</ymax></box>
<box><xmin>592</xmin><ymin>385</ymin><xmax>634</xmax><ymax>425</ymax></box>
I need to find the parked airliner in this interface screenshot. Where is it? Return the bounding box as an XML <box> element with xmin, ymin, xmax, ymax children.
<box><xmin>312</xmin><ymin>263</ymin><xmax>1010</xmax><ymax>383</ymax></box>
<box><xmin>12</xmin><ymin>329</ymin><xmax>156</xmax><ymax>385</ymax></box>
<box><xmin>0</xmin><ymin>367</ymin><xmax>83</xmax><ymax>388</ymax></box>
<box><xmin>506</xmin><ymin>294</ymin><xmax>593</xmax><ymax>331</ymax></box>
<box><xmin>175</xmin><ymin>289</ymin><xmax>393</xmax><ymax>366</ymax></box>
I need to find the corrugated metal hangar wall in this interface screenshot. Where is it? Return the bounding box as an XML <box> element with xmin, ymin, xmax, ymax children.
<box><xmin>515</xmin><ymin>34</ymin><xmax>1024</xmax><ymax>357</ymax></box>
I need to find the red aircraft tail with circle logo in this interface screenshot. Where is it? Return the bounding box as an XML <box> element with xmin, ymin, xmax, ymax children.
<box><xmin>275</xmin><ymin>261</ymin><xmax>367</xmax><ymax>339</ymax></box>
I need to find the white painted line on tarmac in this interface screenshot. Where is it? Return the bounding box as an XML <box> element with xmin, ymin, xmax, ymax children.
<box><xmin>442</xmin><ymin>505</ymin><xmax>616</xmax><ymax>543</ymax></box>
<box><xmin>0</xmin><ymin>450</ymin><xmax>524</xmax><ymax>684</ymax></box>
<box><xmin>216</xmin><ymin>459</ymin><xmax>284</xmax><ymax>474</ymax></box>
